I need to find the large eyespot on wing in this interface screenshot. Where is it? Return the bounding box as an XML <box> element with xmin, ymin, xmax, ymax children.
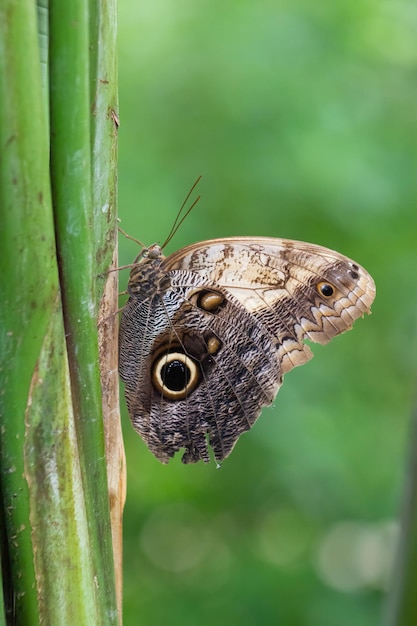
<box><xmin>151</xmin><ymin>351</ymin><xmax>200</xmax><ymax>400</ymax></box>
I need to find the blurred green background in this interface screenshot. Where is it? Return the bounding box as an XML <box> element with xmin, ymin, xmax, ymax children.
<box><xmin>117</xmin><ymin>1</ymin><xmax>416</xmax><ymax>624</ymax></box>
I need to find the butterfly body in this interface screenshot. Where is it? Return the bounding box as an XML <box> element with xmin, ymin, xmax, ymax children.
<box><xmin>119</xmin><ymin>237</ymin><xmax>375</xmax><ymax>464</ymax></box>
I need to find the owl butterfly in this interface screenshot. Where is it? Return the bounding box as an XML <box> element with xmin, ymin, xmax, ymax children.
<box><xmin>119</xmin><ymin>237</ymin><xmax>375</xmax><ymax>465</ymax></box>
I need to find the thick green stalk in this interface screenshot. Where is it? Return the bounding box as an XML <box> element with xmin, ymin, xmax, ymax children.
<box><xmin>89</xmin><ymin>0</ymin><xmax>125</xmax><ymax>617</ymax></box>
<box><xmin>0</xmin><ymin>0</ymin><xmax>55</xmax><ymax>621</ymax></box>
<box><xmin>24</xmin><ymin>306</ymin><xmax>100</xmax><ymax>623</ymax></box>
<box><xmin>49</xmin><ymin>0</ymin><xmax>118</xmax><ymax>621</ymax></box>
<box><xmin>0</xmin><ymin>0</ymin><xmax>119</xmax><ymax>623</ymax></box>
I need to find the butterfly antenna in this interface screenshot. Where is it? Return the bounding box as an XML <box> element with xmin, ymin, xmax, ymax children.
<box><xmin>162</xmin><ymin>195</ymin><xmax>201</xmax><ymax>247</ymax></box>
<box><xmin>118</xmin><ymin>226</ymin><xmax>146</xmax><ymax>250</ymax></box>
<box><xmin>160</xmin><ymin>176</ymin><xmax>202</xmax><ymax>249</ymax></box>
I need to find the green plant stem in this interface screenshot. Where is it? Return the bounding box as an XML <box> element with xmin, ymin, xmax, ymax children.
<box><xmin>0</xmin><ymin>0</ymin><xmax>55</xmax><ymax>621</ymax></box>
<box><xmin>89</xmin><ymin>0</ymin><xmax>124</xmax><ymax>617</ymax></box>
<box><xmin>49</xmin><ymin>0</ymin><xmax>118</xmax><ymax>620</ymax></box>
<box><xmin>0</xmin><ymin>0</ymin><xmax>119</xmax><ymax>623</ymax></box>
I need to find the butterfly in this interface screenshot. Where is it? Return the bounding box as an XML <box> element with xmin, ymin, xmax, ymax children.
<box><xmin>118</xmin><ymin>235</ymin><xmax>375</xmax><ymax>465</ymax></box>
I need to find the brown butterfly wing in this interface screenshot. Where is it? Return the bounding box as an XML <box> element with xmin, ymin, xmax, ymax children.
<box><xmin>165</xmin><ymin>238</ymin><xmax>376</xmax><ymax>374</ymax></box>
<box><xmin>119</xmin><ymin>238</ymin><xmax>375</xmax><ymax>464</ymax></box>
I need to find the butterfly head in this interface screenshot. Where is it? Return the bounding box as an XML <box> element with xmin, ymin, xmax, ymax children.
<box><xmin>130</xmin><ymin>242</ymin><xmax>163</xmax><ymax>264</ymax></box>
